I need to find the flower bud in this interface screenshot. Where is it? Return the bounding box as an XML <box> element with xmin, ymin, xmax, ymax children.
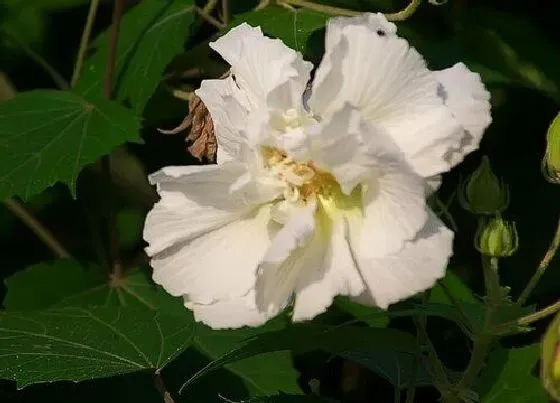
<box><xmin>459</xmin><ymin>156</ymin><xmax>509</xmax><ymax>215</ymax></box>
<box><xmin>542</xmin><ymin>112</ymin><xmax>560</xmax><ymax>184</ymax></box>
<box><xmin>475</xmin><ymin>216</ymin><xmax>518</xmax><ymax>257</ymax></box>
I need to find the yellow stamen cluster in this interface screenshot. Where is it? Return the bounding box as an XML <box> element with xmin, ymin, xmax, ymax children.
<box><xmin>262</xmin><ymin>146</ymin><xmax>336</xmax><ymax>203</ymax></box>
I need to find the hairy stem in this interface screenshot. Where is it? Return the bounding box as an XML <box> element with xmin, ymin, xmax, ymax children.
<box><xmin>71</xmin><ymin>0</ymin><xmax>100</xmax><ymax>87</ymax></box>
<box><xmin>1</xmin><ymin>30</ymin><xmax>69</xmax><ymax>90</ymax></box>
<box><xmin>102</xmin><ymin>0</ymin><xmax>125</xmax><ymax>279</ymax></box>
<box><xmin>518</xmin><ymin>299</ymin><xmax>560</xmax><ymax>326</ymax></box>
<box><xmin>517</xmin><ymin>217</ymin><xmax>560</xmax><ymax>306</ymax></box>
<box><xmin>4</xmin><ymin>199</ymin><xmax>71</xmax><ymax>259</ymax></box>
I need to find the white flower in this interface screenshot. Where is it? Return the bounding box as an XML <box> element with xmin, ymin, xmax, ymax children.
<box><xmin>143</xmin><ymin>13</ymin><xmax>491</xmax><ymax>329</ymax></box>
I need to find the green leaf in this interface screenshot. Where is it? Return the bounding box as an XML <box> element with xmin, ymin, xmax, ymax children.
<box><xmin>339</xmin><ymin>348</ymin><xmax>432</xmax><ymax>388</ymax></box>
<box><xmin>233</xmin><ymin>5</ymin><xmax>329</xmax><ymax>52</ymax></box>
<box><xmin>0</xmin><ymin>305</ymin><xmax>196</xmax><ymax>388</ymax></box>
<box><xmin>334</xmin><ymin>296</ymin><xmax>389</xmax><ymax>328</ymax></box>
<box><xmin>74</xmin><ymin>0</ymin><xmax>196</xmax><ymax>114</ymax></box>
<box><xmin>240</xmin><ymin>395</ymin><xmax>339</xmax><ymax>403</ymax></box>
<box><xmin>0</xmin><ymin>90</ymin><xmax>140</xmax><ymax>200</ymax></box>
<box><xmin>180</xmin><ymin>324</ymin><xmax>416</xmax><ymax>393</ymax></box>
<box><xmin>3</xmin><ymin>259</ymin><xmax>186</xmax><ymax>316</ymax></box>
<box><xmin>193</xmin><ymin>320</ymin><xmax>302</xmax><ymax>395</ymax></box>
<box><xmin>477</xmin><ymin>345</ymin><xmax>548</xmax><ymax>403</ymax></box>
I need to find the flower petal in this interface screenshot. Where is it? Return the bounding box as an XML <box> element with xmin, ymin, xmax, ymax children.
<box><xmin>255</xmin><ymin>201</ymin><xmax>319</xmax><ymax>315</ymax></box>
<box><xmin>292</xmin><ymin>216</ymin><xmax>365</xmax><ymax>321</ymax></box>
<box><xmin>210</xmin><ymin>23</ymin><xmax>312</xmax><ymax>112</ymax></box>
<box><xmin>150</xmin><ymin>205</ymin><xmax>275</xmax><ymax>303</ymax></box>
<box><xmin>184</xmin><ymin>291</ymin><xmax>272</xmax><ymax>329</ymax></box>
<box><xmin>309</xmin><ymin>14</ymin><xmax>463</xmax><ymax>177</ymax></box>
<box><xmin>195</xmin><ymin>77</ymin><xmax>250</xmax><ymax>163</ymax></box>
<box><xmin>355</xmin><ymin>212</ymin><xmax>454</xmax><ymax>309</ymax></box>
<box><xmin>434</xmin><ymin>62</ymin><xmax>492</xmax><ymax>167</ymax></box>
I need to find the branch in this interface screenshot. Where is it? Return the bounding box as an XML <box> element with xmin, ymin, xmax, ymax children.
<box><xmin>517</xmin><ymin>217</ymin><xmax>560</xmax><ymax>306</ymax></box>
<box><xmin>154</xmin><ymin>372</ymin><xmax>175</xmax><ymax>403</ymax></box>
<box><xmin>71</xmin><ymin>0</ymin><xmax>100</xmax><ymax>87</ymax></box>
<box><xmin>4</xmin><ymin>199</ymin><xmax>71</xmax><ymax>259</ymax></box>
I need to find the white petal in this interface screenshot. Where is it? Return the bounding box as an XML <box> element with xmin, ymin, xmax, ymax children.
<box><xmin>325</xmin><ymin>13</ymin><xmax>397</xmax><ymax>50</ymax></box>
<box><xmin>355</xmin><ymin>212</ymin><xmax>454</xmax><ymax>309</ymax></box>
<box><xmin>184</xmin><ymin>291</ymin><xmax>272</xmax><ymax>329</ymax></box>
<box><xmin>434</xmin><ymin>63</ymin><xmax>492</xmax><ymax>167</ymax></box>
<box><xmin>292</xmin><ymin>216</ymin><xmax>365</xmax><ymax>321</ymax></box>
<box><xmin>310</xmin><ymin>20</ymin><xmax>463</xmax><ymax>178</ymax></box>
<box><xmin>210</xmin><ymin>23</ymin><xmax>312</xmax><ymax>112</ymax></box>
<box><xmin>255</xmin><ymin>202</ymin><xmax>318</xmax><ymax>314</ymax></box>
<box><xmin>144</xmin><ymin>163</ymin><xmax>258</xmax><ymax>256</ymax></box>
<box><xmin>195</xmin><ymin>77</ymin><xmax>249</xmax><ymax>163</ymax></box>
<box><xmin>150</xmin><ymin>206</ymin><xmax>275</xmax><ymax>303</ymax></box>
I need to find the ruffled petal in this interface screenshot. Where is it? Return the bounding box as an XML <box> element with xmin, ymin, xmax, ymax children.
<box><xmin>255</xmin><ymin>202</ymin><xmax>320</xmax><ymax>315</ymax></box>
<box><xmin>354</xmin><ymin>212</ymin><xmax>454</xmax><ymax>309</ymax></box>
<box><xmin>210</xmin><ymin>23</ymin><xmax>312</xmax><ymax>112</ymax></box>
<box><xmin>184</xmin><ymin>291</ymin><xmax>272</xmax><ymax>329</ymax></box>
<box><xmin>309</xmin><ymin>13</ymin><xmax>464</xmax><ymax>178</ymax></box>
<box><xmin>195</xmin><ymin>77</ymin><xmax>250</xmax><ymax>163</ymax></box>
<box><xmin>292</xmin><ymin>216</ymin><xmax>364</xmax><ymax>321</ymax></box>
<box><xmin>150</xmin><ymin>205</ymin><xmax>275</xmax><ymax>303</ymax></box>
<box><xmin>434</xmin><ymin>62</ymin><xmax>492</xmax><ymax>167</ymax></box>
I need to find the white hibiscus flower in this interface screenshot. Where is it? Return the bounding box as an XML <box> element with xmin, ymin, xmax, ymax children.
<box><xmin>143</xmin><ymin>13</ymin><xmax>491</xmax><ymax>329</ymax></box>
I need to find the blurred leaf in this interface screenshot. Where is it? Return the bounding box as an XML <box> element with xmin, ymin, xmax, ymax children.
<box><xmin>0</xmin><ymin>90</ymin><xmax>140</xmax><ymax>200</ymax></box>
<box><xmin>193</xmin><ymin>320</ymin><xmax>302</xmax><ymax>395</ymax></box>
<box><xmin>339</xmin><ymin>348</ymin><xmax>432</xmax><ymax>388</ymax></box>
<box><xmin>541</xmin><ymin>311</ymin><xmax>560</xmax><ymax>401</ymax></box>
<box><xmin>334</xmin><ymin>296</ymin><xmax>389</xmax><ymax>327</ymax></box>
<box><xmin>240</xmin><ymin>394</ymin><xmax>339</xmax><ymax>402</ymax></box>
<box><xmin>233</xmin><ymin>5</ymin><xmax>329</xmax><ymax>52</ymax></box>
<box><xmin>116</xmin><ymin>209</ymin><xmax>145</xmax><ymax>249</ymax></box>
<box><xmin>180</xmin><ymin>324</ymin><xmax>416</xmax><ymax>393</ymax></box>
<box><xmin>430</xmin><ymin>271</ymin><xmax>480</xmax><ymax>305</ymax></box>
<box><xmin>458</xmin><ymin>8</ymin><xmax>560</xmax><ymax>101</ymax></box>
<box><xmin>477</xmin><ymin>344</ymin><xmax>548</xmax><ymax>403</ymax></box>
<box><xmin>0</xmin><ymin>6</ymin><xmax>45</xmax><ymax>51</ymax></box>
<box><xmin>0</xmin><ymin>305</ymin><xmax>195</xmax><ymax>388</ymax></box>
<box><xmin>74</xmin><ymin>0</ymin><xmax>196</xmax><ymax>114</ymax></box>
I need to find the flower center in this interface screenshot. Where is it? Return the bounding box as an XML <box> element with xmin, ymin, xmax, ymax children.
<box><xmin>262</xmin><ymin>146</ymin><xmax>337</xmax><ymax>205</ymax></box>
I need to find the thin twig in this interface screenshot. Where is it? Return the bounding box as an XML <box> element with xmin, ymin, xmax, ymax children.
<box><xmin>518</xmin><ymin>299</ymin><xmax>560</xmax><ymax>326</ymax></box>
<box><xmin>203</xmin><ymin>0</ymin><xmax>220</xmax><ymax>14</ymax></box>
<box><xmin>154</xmin><ymin>372</ymin><xmax>175</xmax><ymax>403</ymax></box>
<box><xmin>102</xmin><ymin>0</ymin><xmax>126</xmax><ymax>280</ymax></box>
<box><xmin>1</xmin><ymin>30</ymin><xmax>69</xmax><ymax>90</ymax></box>
<box><xmin>71</xmin><ymin>0</ymin><xmax>100</xmax><ymax>87</ymax></box>
<box><xmin>195</xmin><ymin>6</ymin><xmax>226</xmax><ymax>29</ymax></box>
<box><xmin>221</xmin><ymin>0</ymin><xmax>230</xmax><ymax>25</ymax></box>
<box><xmin>4</xmin><ymin>199</ymin><xmax>71</xmax><ymax>259</ymax></box>
<box><xmin>385</xmin><ymin>0</ymin><xmax>423</xmax><ymax>22</ymax></box>
<box><xmin>517</xmin><ymin>217</ymin><xmax>560</xmax><ymax>306</ymax></box>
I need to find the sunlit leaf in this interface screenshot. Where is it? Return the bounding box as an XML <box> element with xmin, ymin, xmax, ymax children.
<box><xmin>0</xmin><ymin>90</ymin><xmax>140</xmax><ymax>200</ymax></box>
<box><xmin>74</xmin><ymin>0</ymin><xmax>196</xmax><ymax>114</ymax></box>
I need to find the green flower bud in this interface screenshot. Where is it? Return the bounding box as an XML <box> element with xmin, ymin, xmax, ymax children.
<box><xmin>459</xmin><ymin>156</ymin><xmax>509</xmax><ymax>215</ymax></box>
<box><xmin>475</xmin><ymin>216</ymin><xmax>518</xmax><ymax>257</ymax></box>
<box><xmin>541</xmin><ymin>311</ymin><xmax>560</xmax><ymax>401</ymax></box>
<box><xmin>542</xmin><ymin>112</ymin><xmax>560</xmax><ymax>184</ymax></box>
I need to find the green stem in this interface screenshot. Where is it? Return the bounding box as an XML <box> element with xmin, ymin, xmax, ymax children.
<box><xmin>4</xmin><ymin>198</ymin><xmax>71</xmax><ymax>259</ymax></box>
<box><xmin>2</xmin><ymin>29</ymin><xmax>69</xmax><ymax>90</ymax></box>
<box><xmin>394</xmin><ymin>387</ymin><xmax>402</xmax><ymax>403</ymax></box>
<box><xmin>71</xmin><ymin>0</ymin><xmax>100</xmax><ymax>87</ymax></box>
<box><xmin>195</xmin><ymin>6</ymin><xmax>226</xmax><ymax>29</ymax></box>
<box><xmin>482</xmin><ymin>255</ymin><xmax>501</xmax><ymax>307</ymax></box>
<box><xmin>455</xmin><ymin>334</ymin><xmax>492</xmax><ymax>391</ymax></box>
<box><xmin>517</xmin><ymin>217</ymin><xmax>560</xmax><ymax>306</ymax></box>
<box><xmin>518</xmin><ymin>299</ymin><xmax>560</xmax><ymax>326</ymax></box>
<box><xmin>385</xmin><ymin>0</ymin><xmax>423</xmax><ymax>22</ymax></box>
<box><xmin>221</xmin><ymin>0</ymin><xmax>230</xmax><ymax>25</ymax></box>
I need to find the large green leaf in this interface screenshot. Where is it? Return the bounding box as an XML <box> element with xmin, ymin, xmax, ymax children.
<box><xmin>233</xmin><ymin>5</ymin><xmax>329</xmax><ymax>52</ymax></box>
<box><xmin>180</xmin><ymin>324</ymin><xmax>416</xmax><ymax>393</ymax></box>
<box><xmin>74</xmin><ymin>0</ymin><xmax>196</xmax><ymax>114</ymax></box>
<box><xmin>0</xmin><ymin>90</ymin><xmax>140</xmax><ymax>200</ymax></box>
<box><xmin>477</xmin><ymin>345</ymin><xmax>548</xmax><ymax>403</ymax></box>
<box><xmin>0</xmin><ymin>305</ymin><xmax>196</xmax><ymax>388</ymax></box>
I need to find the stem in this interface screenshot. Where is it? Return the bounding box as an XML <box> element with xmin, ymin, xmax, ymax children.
<box><xmin>71</xmin><ymin>0</ymin><xmax>100</xmax><ymax>87</ymax></box>
<box><xmin>394</xmin><ymin>387</ymin><xmax>402</xmax><ymax>403</ymax></box>
<box><xmin>195</xmin><ymin>6</ymin><xmax>226</xmax><ymax>29</ymax></box>
<box><xmin>102</xmin><ymin>0</ymin><xmax>125</xmax><ymax>280</ymax></box>
<box><xmin>455</xmin><ymin>334</ymin><xmax>492</xmax><ymax>391</ymax></box>
<box><xmin>280</xmin><ymin>0</ymin><xmax>423</xmax><ymax>22</ymax></box>
<box><xmin>518</xmin><ymin>299</ymin><xmax>560</xmax><ymax>326</ymax></box>
<box><xmin>517</xmin><ymin>217</ymin><xmax>560</xmax><ymax>306</ymax></box>
<box><xmin>221</xmin><ymin>0</ymin><xmax>230</xmax><ymax>25</ymax></box>
<box><xmin>154</xmin><ymin>372</ymin><xmax>175</xmax><ymax>403</ymax></box>
<box><xmin>482</xmin><ymin>255</ymin><xmax>501</xmax><ymax>307</ymax></box>
<box><xmin>2</xmin><ymin>30</ymin><xmax>69</xmax><ymax>90</ymax></box>
<box><xmin>4</xmin><ymin>199</ymin><xmax>71</xmax><ymax>259</ymax></box>
<box><xmin>203</xmin><ymin>0</ymin><xmax>219</xmax><ymax>14</ymax></box>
